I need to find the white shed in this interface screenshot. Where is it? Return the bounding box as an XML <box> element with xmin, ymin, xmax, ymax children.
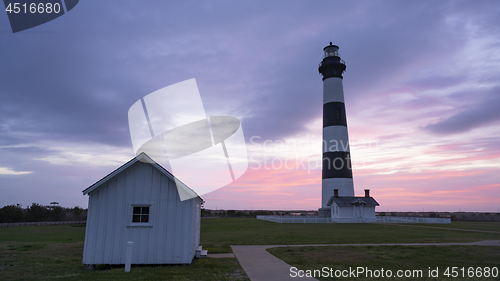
<box><xmin>82</xmin><ymin>153</ymin><xmax>203</xmax><ymax>266</ymax></box>
<box><xmin>327</xmin><ymin>189</ymin><xmax>379</xmax><ymax>223</ymax></box>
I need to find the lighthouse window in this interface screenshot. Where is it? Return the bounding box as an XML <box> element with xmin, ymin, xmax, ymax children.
<box><xmin>336</xmin><ymin>109</ymin><xmax>341</xmax><ymax>120</ymax></box>
<box><xmin>324</xmin><ymin>49</ymin><xmax>339</xmax><ymax>57</ymax></box>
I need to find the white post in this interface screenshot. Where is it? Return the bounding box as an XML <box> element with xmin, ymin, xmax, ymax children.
<box><xmin>125</xmin><ymin>241</ymin><xmax>133</xmax><ymax>272</ymax></box>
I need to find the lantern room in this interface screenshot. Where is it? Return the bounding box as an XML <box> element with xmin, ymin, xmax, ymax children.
<box><xmin>323</xmin><ymin>42</ymin><xmax>339</xmax><ymax>58</ymax></box>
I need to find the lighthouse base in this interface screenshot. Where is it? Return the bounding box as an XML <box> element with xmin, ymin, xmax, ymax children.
<box><xmin>318</xmin><ymin>207</ymin><xmax>331</xmax><ymax>218</ymax></box>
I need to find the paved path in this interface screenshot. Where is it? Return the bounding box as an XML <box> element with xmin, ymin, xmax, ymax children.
<box><xmin>231</xmin><ymin>240</ymin><xmax>500</xmax><ymax>281</ymax></box>
<box><xmin>207</xmin><ymin>253</ymin><xmax>235</xmax><ymax>258</ymax></box>
<box><xmin>231</xmin><ymin>245</ymin><xmax>318</xmax><ymax>281</ymax></box>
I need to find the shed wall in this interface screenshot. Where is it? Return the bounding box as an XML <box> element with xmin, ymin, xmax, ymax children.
<box><xmin>83</xmin><ymin>161</ymin><xmax>202</xmax><ymax>265</ymax></box>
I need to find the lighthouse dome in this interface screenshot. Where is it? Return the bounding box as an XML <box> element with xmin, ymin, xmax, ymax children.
<box><xmin>323</xmin><ymin>42</ymin><xmax>339</xmax><ymax>58</ymax></box>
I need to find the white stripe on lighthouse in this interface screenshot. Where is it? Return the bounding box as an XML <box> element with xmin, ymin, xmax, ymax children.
<box><xmin>323</xmin><ymin>77</ymin><xmax>345</xmax><ymax>104</ymax></box>
<box><xmin>323</xmin><ymin>126</ymin><xmax>350</xmax><ymax>153</ymax></box>
<box><xmin>322</xmin><ymin>178</ymin><xmax>355</xmax><ymax>206</ymax></box>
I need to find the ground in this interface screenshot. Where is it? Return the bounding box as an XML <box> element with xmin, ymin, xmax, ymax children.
<box><xmin>0</xmin><ymin>219</ymin><xmax>499</xmax><ymax>280</ymax></box>
<box><xmin>269</xmin><ymin>245</ymin><xmax>500</xmax><ymax>280</ymax></box>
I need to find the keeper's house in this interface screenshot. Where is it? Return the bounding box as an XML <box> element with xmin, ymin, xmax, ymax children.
<box><xmin>82</xmin><ymin>153</ymin><xmax>203</xmax><ymax>267</ymax></box>
<box><xmin>327</xmin><ymin>189</ymin><xmax>379</xmax><ymax>223</ymax></box>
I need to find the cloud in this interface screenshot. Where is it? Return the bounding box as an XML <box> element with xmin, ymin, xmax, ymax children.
<box><xmin>424</xmin><ymin>88</ymin><xmax>500</xmax><ymax>135</ymax></box>
<box><xmin>0</xmin><ymin>167</ymin><xmax>32</xmax><ymax>175</ymax></box>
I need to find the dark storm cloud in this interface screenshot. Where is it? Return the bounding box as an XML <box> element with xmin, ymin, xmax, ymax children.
<box><xmin>0</xmin><ymin>0</ymin><xmax>321</xmax><ymax>147</ymax></box>
<box><xmin>425</xmin><ymin>87</ymin><xmax>500</xmax><ymax>135</ymax></box>
<box><xmin>1</xmin><ymin>0</ymin><xmax>494</xmax><ymax>148</ymax></box>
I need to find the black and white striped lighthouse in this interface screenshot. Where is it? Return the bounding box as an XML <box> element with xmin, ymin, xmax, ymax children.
<box><xmin>318</xmin><ymin>43</ymin><xmax>354</xmax><ymax>208</ymax></box>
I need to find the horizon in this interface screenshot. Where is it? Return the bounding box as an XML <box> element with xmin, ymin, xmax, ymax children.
<box><xmin>4</xmin><ymin>202</ymin><xmax>498</xmax><ymax>214</ymax></box>
<box><xmin>1</xmin><ymin>1</ymin><xmax>499</xmax><ymax>213</ymax></box>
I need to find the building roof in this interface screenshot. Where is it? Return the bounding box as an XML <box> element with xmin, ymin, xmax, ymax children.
<box><xmin>327</xmin><ymin>196</ymin><xmax>379</xmax><ymax>207</ymax></box>
<box><xmin>82</xmin><ymin>153</ymin><xmax>202</xmax><ymax>201</ymax></box>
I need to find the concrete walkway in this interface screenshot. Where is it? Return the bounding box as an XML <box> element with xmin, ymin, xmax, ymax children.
<box><xmin>231</xmin><ymin>245</ymin><xmax>318</xmax><ymax>281</ymax></box>
<box><xmin>231</xmin><ymin>240</ymin><xmax>500</xmax><ymax>281</ymax></box>
<box><xmin>207</xmin><ymin>253</ymin><xmax>235</xmax><ymax>258</ymax></box>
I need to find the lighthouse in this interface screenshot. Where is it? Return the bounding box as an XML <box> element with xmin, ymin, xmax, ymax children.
<box><xmin>318</xmin><ymin>43</ymin><xmax>354</xmax><ymax>213</ymax></box>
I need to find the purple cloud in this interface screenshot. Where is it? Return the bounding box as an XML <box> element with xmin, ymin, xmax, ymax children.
<box><xmin>425</xmin><ymin>87</ymin><xmax>500</xmax><ymax>135</ymax></box>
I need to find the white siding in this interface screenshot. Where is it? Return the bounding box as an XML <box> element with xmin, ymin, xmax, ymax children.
<box><xmin>83</xmin><ymin>161</ymin><xmax>202</xmax><ymax>265</ymax></box>
<box><xmin>363</xmin><ymin>206</ymin><xmax>376</xmax><ymax>219</ymax></box>
<box><xmin>332</xmin><ymin>205</ymin><xmax>376</xmax><ymax>223</ymax></box>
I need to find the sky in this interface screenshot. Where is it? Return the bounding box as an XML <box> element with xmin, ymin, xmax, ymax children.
<box><xmin>1</xmin><ymin>0</ymin><xmax>499</xmax><ymax>212</ymax></box>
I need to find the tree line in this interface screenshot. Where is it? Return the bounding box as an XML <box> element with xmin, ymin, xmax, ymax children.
<box><xmin>201</xmin><ymin>209</ymin><xmax>281</xmax><ymax>218</ymax></box>
<box><xmin>0</xmin><ymin>203</ymin><xmax>86</xmax><ymax>223</ymax></box>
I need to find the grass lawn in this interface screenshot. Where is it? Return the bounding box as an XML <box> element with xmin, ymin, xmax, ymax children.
<box><xmin>408</xmin><ymin>221</ymin><xmax>500</xmax><ymax>232</ymax></box>
<box><xmin>0</xmin><ymin>224</ymin><xmax>86</xmax><ymax>243</ymax></box>
<box><xmin>0</xmin><ymin>239</ymin><xmax>247</xmax><ymax>281</ymax></box>
<box><xmin>0</xmin><ymin>219</ymin><xmax>499</xmax><ymax>280</ymax></box>
<box><xmin>268</xmin><ymin>245</ymin><xmax>500</xmax><ymax>281</ymax></box>
<box><xmin>0</xmin><ymin>225</ymin><xmax>249</xmax><ymax>281</ymax></box>
<box><xmin>201</xmin><ymin>218</ymin><xmax>500</xmax><ymax>253</ymax></box>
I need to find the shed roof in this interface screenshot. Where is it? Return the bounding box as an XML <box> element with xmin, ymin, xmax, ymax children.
<box><xmin>82</xmin><ymin>153</ymin><xmax>202</xmax><ymax>201</ymax></box>
<box><xmin>327</xmin><ymin>196</ymin><xmax>379</xmax><ymax>207</ymax></box>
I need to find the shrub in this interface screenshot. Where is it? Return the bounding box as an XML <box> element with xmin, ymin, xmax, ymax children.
<box><xmin>0</xmin><ymin>204</ymin><xmax>25</xmax><ymax>223</ymax></box>
<box><xmin>25</xmin><ymin>203</ymin><xmax>50</xmax><ymax>222</ymax></box>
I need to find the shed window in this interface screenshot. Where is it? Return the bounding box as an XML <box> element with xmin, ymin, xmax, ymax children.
<box><xmin>132</xmin><ymin>206</ymin><xmax>149</xmax><ymax>223</ymax></box>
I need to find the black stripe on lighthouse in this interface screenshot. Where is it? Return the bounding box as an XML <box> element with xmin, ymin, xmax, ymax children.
<box><xmin>323</xmin><ymin>102</ymin><xmax>347</xmax><ymax>127</ymax></box>
<box><xmin>322</xmin><ymin>151</ymin><xmax>353</xmax><ymax>179</ymax></box>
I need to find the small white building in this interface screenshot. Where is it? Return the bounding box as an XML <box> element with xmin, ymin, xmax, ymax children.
<box><xmin>82</xmin><ymin>153</ymin><xmax>203</xmax><ymax>266</ymax></box>
<box><xmin>327</xmin><ymin>189</ymin><xmax>379</xmax><ymax>223</ymax></box>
